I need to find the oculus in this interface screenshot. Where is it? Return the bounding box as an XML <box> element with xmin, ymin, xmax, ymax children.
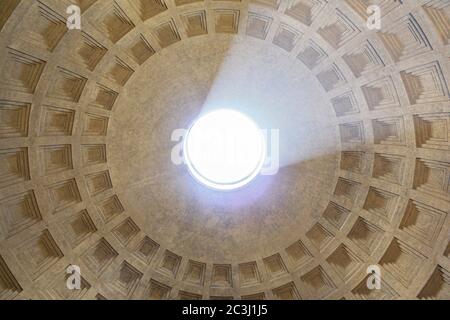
<box><xmin>184</xmin><ymin>109</ymin><xmax>266</xmax><ymax>191</ymax></box>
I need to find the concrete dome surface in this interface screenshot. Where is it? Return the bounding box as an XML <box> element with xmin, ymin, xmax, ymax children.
<box><xmin>0</xmin><ymin>0</ymin><xmax>449</xmax><ymax>300</ymax></box>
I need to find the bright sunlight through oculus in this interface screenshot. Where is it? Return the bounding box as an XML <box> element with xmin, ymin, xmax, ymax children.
<box><xmin>184</xmin><ymin>109</ymin><xmax>266</xmax><ymax>191</ymax></box>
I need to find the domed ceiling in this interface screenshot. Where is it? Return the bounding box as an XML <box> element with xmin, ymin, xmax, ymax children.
<box><xmin>0</xmin><ymin>0</ymin><xmax>449</xmax><ymax>300</ymax></box>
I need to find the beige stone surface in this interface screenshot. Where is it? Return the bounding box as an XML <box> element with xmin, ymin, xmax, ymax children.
<box><xmin>0</xmin><ymin>0</ymin><xmax>449</xmax><ymax>300</ymax></box>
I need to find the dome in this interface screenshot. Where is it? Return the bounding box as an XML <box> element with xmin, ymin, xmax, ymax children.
<box><xmin>0</xmin><ymin>0</ymin><xmax>449</xmax><ymax>300</ymax></box>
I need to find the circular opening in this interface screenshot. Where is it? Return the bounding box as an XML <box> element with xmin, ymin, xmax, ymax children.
<box><xmin>184</xmin><ymin>109</ymin><xmax>266</xmax><ymax>190</ymax></box>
